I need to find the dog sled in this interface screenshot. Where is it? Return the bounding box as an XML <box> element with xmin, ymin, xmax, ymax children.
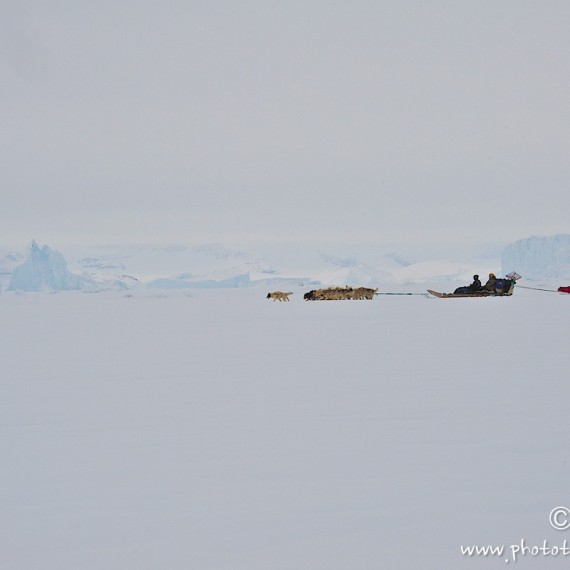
<box><xmin>427</xmin><ymin>272</ymin><xmax>521</xmax><ymax>299</ymax></box>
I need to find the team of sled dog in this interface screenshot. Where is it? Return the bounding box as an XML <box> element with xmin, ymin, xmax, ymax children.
<box><xmin>266</xmin><ymin>286</ymin><xmax>378</xmax><ymax>302</ymax></box>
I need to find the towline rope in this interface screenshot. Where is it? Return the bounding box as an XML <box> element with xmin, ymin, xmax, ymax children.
<box><xmin>375</xmin><ymin>292</ymin><xmax>430</xmax><ymax>297</ymax></box>
<box><xmin>516</xmin><ymin>285</ymin><xmax>560</xmax><ymax>293</ymax></box>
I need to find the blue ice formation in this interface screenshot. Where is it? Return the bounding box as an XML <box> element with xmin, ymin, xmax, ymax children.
<box><xmin>9</xmin><ymin>241</ymin><xmax>88</xmax><ymax>291</ymax></box>
<box><xmin>501</xmin><ymin>234</ymin><xmax>570</xmax><ymax>279</ymax></box>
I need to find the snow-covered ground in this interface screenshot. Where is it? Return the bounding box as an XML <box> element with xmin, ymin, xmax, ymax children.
<box><xmin>2</xmin><ymin>284</ymin><xmax>570</xmax><ymax>568</ymax></box>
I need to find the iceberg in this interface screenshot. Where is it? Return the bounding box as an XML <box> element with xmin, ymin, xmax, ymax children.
<box><xmin>501</xmin><ymin>234</ymin><xmax>570</xmax><ymax>279</ymax></box>
<box><xmin>9</xmin><ymin>241</ymin><xmax>90</xmax><ymax>292</ymax></box>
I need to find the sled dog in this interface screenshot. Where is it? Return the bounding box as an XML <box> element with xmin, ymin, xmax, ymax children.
<box><xmin>266</xmin><ymin>291</ymin><xmax>293</xmax><ymax>302</ymax></box>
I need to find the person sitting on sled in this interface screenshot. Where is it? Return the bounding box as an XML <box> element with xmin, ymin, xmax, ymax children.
<box><xmin>469</xmin><ymin>274</ymin><xmax>482</xmax><ymax>292</ymax></box>
<box><xmin>453</xmin><ymin>274</ymin><xmax>483</xmax><ymax>295</ymax></box>
<box><xmin>483</xmin><ymin>273</ymin><xmax>497</xmax><ymax>293</ymax></box>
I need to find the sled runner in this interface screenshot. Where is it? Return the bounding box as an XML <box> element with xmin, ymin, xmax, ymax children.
<box><xmin>427</xmin><ymin>290</ymin><xmax>491</xmax><ymax>298</ymax></box>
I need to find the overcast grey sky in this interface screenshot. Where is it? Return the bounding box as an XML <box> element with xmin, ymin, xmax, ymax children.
<box><xmin>2</xmin><ymin>1</ymin><xmax>569</xmax><ymax>252</ymax></box>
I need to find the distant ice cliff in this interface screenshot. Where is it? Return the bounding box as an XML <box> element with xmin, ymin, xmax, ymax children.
<box><xmin>502</xmin><ymin>234</ymin><xmax>570</xmax><ymax>279</ymax></box>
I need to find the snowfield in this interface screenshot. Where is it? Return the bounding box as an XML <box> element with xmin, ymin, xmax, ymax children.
<box><xmin>2</xmin><ymin>285</ymin><xmax>570</xmax><ymax>568</ymax></box>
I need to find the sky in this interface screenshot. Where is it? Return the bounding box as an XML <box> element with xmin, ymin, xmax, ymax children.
<box><xmin>2</xmin><ymin>1</ymin><xmax>569</xmax><ymax>255</ymax></box>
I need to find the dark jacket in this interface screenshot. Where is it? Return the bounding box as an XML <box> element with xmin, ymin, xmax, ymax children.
<box><xmin>469</xmin><ymin>277</ymin><xmax>482</xmax><ymax>292</ymax></box>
